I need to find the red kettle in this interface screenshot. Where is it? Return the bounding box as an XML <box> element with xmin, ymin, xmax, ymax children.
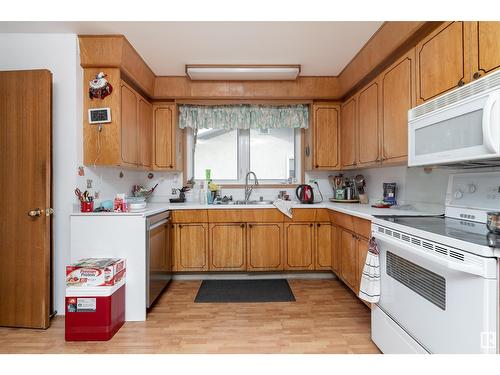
<box><xmin>295</xmin><ymin>184</ymin><xmax>314</xmax><ymax>204</ymax></box>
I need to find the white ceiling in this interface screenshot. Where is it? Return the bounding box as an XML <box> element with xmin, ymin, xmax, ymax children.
<box><xmin>0</xmin><ymin>21</ymin><xmax>383</xmax><ymax>76</ymax></box>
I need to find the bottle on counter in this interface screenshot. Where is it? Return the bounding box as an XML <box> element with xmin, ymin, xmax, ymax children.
<box><xmin>199</xmin><ymin>181</ymin><xmax>207</xmax><ymax>204</ymax></box>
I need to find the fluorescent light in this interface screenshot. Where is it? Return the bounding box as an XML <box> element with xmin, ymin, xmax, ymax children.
<box><xmin>186</xmin><ymin>65</ymin><xmax>300</xmax><ymax>81</ymax></box>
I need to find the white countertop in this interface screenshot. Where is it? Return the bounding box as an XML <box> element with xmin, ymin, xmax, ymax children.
<box><xmin>70</xmin><ymin>201</ymin><xmax>442</xmax><ymax>221</ymax></box>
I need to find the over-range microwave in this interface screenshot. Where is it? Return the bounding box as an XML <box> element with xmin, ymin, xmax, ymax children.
<box><xmin>408</xmin><ymin>70</ymin><xmax>500</xmax><ymax>168</ymax></box>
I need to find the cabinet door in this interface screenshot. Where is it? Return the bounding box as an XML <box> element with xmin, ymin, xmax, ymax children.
<box><xmin>153</xmin><ymin>105</ymin><xmax>176</xmax><ymax>170</ymax></box>
<box><xmin>331</xmin><ymin>226</ymin><xmax>341</xmax><ymax>274</ymax></box>
<box><xmin>357</xmin><ymin>82</ymin><xmax>380</xmax><ymax>166</ymax></box>
<box><xmin>247</xmin><ymin>223</ymin><xmax>283</xmax><ymax>271</ymax></box>
<box><xmin>120</xmin><ymin>84</ymin><xmax>138</xmax><ymax>165</ymax></box>
<box><xmin>138</xmin><ymin>98</ymin><xmax>153</xmax><ymax>168</ymax></box>
<box><xmin>312</xmin><ymin>104</ymin><xmax>340</xmax><ymax>169</ymax></box>
<box><xmin>209</xmin><ymin>223</ymin><xmax>246</xmax><ymax>271</ymax></box>
<box><xmin>340</xmin><ymin>97</ymin><xmax>357</xmax><ymax>169</ymax></box>
<box><xmin>416</xmin><ymin>21</ymin><xmax>471</xmax><ymax>104</ymax></box>
<box><xmin>340</xmin><ymin>229</ymin><xmax>358</xmax><ymax>290</ymax></box>
<box><xmin>356</xmin><ymin>236</ymin><xmax>369</xmax><ymax>294</ymax></box>
<box><xmin>380</xmin><ymin>49</ymin><xmax>415</xmax><ymax>163</ymax></box>
<box><xmin>472</xmin><ymin>21</ymin><xmax>500</xmax><ymax>78</ymax></box>
<box><xmin>284</xmin><ymin>223</ymin><xmax>314</xmax><ymax>270</ymax></box>
<box><xmin>174</xmin><ymin>223</ymin><xmax>208</xmax><ymax>271</ymax></box>
<box><xmin>315</xmin><ymin>222</ymin><xmax>332</xmax><ymax>270</ymax></box>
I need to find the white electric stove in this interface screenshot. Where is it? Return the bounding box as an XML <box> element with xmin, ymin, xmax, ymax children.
<box><xmin>371</xmin><ymin>171</ymin><xmax>500</xmax><ymax>354</ymax></box>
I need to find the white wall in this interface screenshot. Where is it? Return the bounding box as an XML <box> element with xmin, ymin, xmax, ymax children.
<box><xmin>0</xmin><ymin>33</ymin><xmax>81</xmax><ymax>315</ymax></box>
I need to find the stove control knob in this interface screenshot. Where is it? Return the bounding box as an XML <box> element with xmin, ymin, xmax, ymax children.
<box><xmin>466</xmin><ymin>184</ymin><xmax>476</xmax><ymax>193</ymax></box>
<box><xmin>454</xmin><ymin>190</ymin><xmax>463</xmax><ymax>199</ymax></box>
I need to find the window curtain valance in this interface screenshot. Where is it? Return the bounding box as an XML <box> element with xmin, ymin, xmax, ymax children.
<box><xmin>178</xmin><ymin>104</ymin><xmax>309</xmax><ymax>130</ymax></box>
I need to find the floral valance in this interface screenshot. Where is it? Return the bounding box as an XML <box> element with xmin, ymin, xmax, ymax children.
<box><xmin>178</xmin><ymin>104</ymin><xmax>309</xmax><ymax>130</ymax></box>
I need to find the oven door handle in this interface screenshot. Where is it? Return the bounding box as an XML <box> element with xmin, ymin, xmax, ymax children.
<box><xmin>374</xmin><ymin>233</ymin><xmax>486</xmax><ymax>278</ymax></box>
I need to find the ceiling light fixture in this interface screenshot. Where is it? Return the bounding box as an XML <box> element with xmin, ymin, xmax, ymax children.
<box><xmin>185</xmin><ymin>65</ymin><xmax>301</xmax><ymax>81</ymax></box>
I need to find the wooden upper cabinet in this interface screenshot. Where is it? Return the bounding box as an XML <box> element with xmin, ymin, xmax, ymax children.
<box><xmin>380</xmin><ymin>49</ymin><xmax>415</xmax><ymax>164</ymax></box>
<box><xmin>247</xmin><ymin>223</ymin><xmax>283</xmax><ymax>271</ymax></box>
<box><xmin>174</xmin><ymin>223</ymin><xmax>208</xmax><ymax>271</ymax></box>
<box><xmin>315</xmin><ymin>222</ymin><xmax>333</xmax><ymax>271</ymax></box>
<box><xmin>120</xmin><ymin>83</ymin><xmax>138</xmax><ymax>165</ymax></box>
<box><xmin>284</xmin><ymin>223</ymin><xmax>314</xmax><ymax>270</ymax></box>
<box><xmin>153</xmin><ymin>104</ymin><xmax>181</xmax><ymax>170</ymax></box>
<box><xmin>138</xmin><ymin>98</ymin><xmax>153</xmax><ymax>168</ymax></box>
<box><xmin>471</xmin><ymin>21</ymin><xmax>500</xmax><ymax>78</ymax></box>
<box><xmin>416</xmin><ymin>21</ymin><xmax>471</xmax><ymax>104</ymax></box>
<box><xmin>340</xmin><ymin>97</ymin><xmax>357</xmax><ymax>169</ymax></box>
<box><xmin>209</xmin><ymin>223</ymin><xmax>246</xmax><ymax>271</ymax></box>
<box><xmin>311</xmin><ymin>104</ymin><xmax>340</xmax><ymax>170</ymax></box>
<box><xmin>357</xmin><ymin>82</ymin><xmax>380</xmax><ymax>166</ymax></box>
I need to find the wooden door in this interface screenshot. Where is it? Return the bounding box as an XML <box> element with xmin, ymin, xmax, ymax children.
<box><xmin>247</xmin><ymin>223</ymin><xmax>283</xmax><ymax>271</ymax></box>
<box><xmin>209</xmin><ymin>223</ymin><xmax>246</xmax><ymax>271</ymax></box>
<box><xmin>356</xmin><ymin>236</ymin><xmax>369</xmax><ymax>294</ymax></box>
<box><xmin>340</xmin><ymin>97</ymin><xmax>357</xmax><ymax>169</ymax></box>
<box><xmin>471</xmin><ymin>21</ymin><xmax>500</xmax><ymax>78</ymax></box>
<box><xmin>315</xmin><ymin>222</ymin><xmax>333</xmax><ymax>270</ymax></box>
<box><xmin>153</xmin><ymin>105</ymin><xmax>176</xmax><ymax>170</ymax></box>
<box><xmin>340</xmin><ymin>229</ymin><xmax>358</xmax><ymax>291</ymax></box>
<box><xmin>120</xmin><ymin>83</ymin><xmax>138</xmax><ymax>165</ymax></box>
<box><xmin>284</xmin><ymin>223</ymin><xmax>314</xmax><ymax>270</ymax></box>
<box><xmin>138</xmin><ymin>98</ymin><xmax>152</xmax><ymax>168</ymax></box>
<box><xmin>0</xmin><ymin>70</ymin><xmax>52</xmax><ymax>328</ymax></box>
<box><xmin>380</xmin><ymin>49</ymin><xmax>415</xmax><ymax>164</ymax></box>
<box><xmin>416</xmin><ymin>21</ymin><xmax>471</xmax><ymax>104</ymax></box>
<box><xmin>312</xmin><ymin>104</ymin><xmax>340</xmax><ymax>169</ymax></box>
<box><xmin>174</xmin><ymin>223</ymin><xmax>208</xmax><ymax>271</ymax></box>
<box><xmin>357</xmin><ymin>82</ymin><xmax>380</xmax><ymax>166</ymax></box>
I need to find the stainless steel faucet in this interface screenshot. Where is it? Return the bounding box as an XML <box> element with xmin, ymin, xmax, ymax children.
<box><xmin>244</xmin><ymin>171</ymin><xmax>259</xmax><ymax>202</ymax></box>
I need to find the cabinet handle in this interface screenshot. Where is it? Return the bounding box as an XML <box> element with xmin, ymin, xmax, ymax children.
<box><xmin>473</xmin><ymin>72</ymin><xmax>481</xmax><ymax>80</ymax></box>
<box><xmin>169</xmin><ymin>165</ymin><xmax>173</xmax><ymax>168</ymax></box>
<box><xmin>248</xmin><ymin>224</ymin><xmax>253</xmax><ymax>228</ymax></box>
<box><xmin>317</xmin><ymin>223</ymin><xmax>321</xmax><ymax>227</ymax></box>
<box><xmin>179</xmin><ymin>224</ymin><xmax>183</xmax><ymax>229</ymax></box>
<box><xmin>309</xmin><ymin>223</ymin><xmax>313</xmax><ymax>227</ymax></box>
<box><xmin>315</xmin><ymin>164</ymin><xmax>319</xmax><ymax>168</ymax></box>
<box><xmin>240</xmin><ymin>224</ymin><xmax>245</xmax><ymax>228</ymax></box>
<box><xmin>457</xmin><ymin>79</ymin><xmax>465</xmax><ymax>87</ymax></box>
<box><xmin>305</xmin><ymin>145</ymin><xmax>310</xmax><ymax>157</ymax></box>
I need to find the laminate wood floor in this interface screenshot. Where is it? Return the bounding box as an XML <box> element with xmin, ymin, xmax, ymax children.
<box><xmin>0</xmin><ymin>279</ymin><xmax>380</xmax><ymax>354</ymax></box>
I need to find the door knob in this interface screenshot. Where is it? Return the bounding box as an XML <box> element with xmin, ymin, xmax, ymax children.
<box><xmin>28</xmin><ymin>208</ymin><xmax>42</xmax><ymax>217</ymax></box>
<box><xmin>45</xmin><ymin>208</ymin><xmax>54</xmax><ymax>216</ymax></box>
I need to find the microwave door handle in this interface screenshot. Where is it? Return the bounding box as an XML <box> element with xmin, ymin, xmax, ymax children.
<box><xmin>375</xmin><ymin>233</ymin><xmax>486</xmax><ymax>277</ymax></box>
<box><xmin>482</xmin><ymin>92</ymin><xmax>500</xmax><ymax>154</ymax></box>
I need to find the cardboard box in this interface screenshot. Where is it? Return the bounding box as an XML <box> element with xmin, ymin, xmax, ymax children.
<box><xmin>66</xmin><ymin>258</ymin><xmax>126</xmax><ymax>287</ymax></box>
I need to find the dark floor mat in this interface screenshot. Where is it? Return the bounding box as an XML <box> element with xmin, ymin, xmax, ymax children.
<box><xmin>194</xmin><ymin>279</ymin><xmax>296</xmax><ymax>303</ymax></box>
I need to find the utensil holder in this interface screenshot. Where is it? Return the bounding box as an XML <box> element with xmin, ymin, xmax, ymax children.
<box><xmin>80</xmin><ymin>201</ymin><xmax>94</xmax><ymax>212</ymax></box>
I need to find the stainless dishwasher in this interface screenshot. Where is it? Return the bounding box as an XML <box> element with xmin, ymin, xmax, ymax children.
<box><xmin>146</xmin><ymin>211</ymin><xmax>172</xmax><ymax>308</ymax></box>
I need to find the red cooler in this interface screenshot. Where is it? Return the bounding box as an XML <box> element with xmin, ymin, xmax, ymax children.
<box><xmin>65</xmin><ymin>280</ymin><xmax>125</xmax><ymax>341</ymax></box>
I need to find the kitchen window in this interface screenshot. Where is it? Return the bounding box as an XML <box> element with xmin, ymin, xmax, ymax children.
<box><xmin>181</xmin><ymin>104</ymin><xmax>308</xmax><ymax>185</ymax></box>
<box><xmin>186</xmin><ymin>127</ymin><xmax>300</xmax><ymax>184</ymax></box>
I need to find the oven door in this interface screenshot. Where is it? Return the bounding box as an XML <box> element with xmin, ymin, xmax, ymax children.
<box><xmin>408</xmin><ymin>90</ymin><xmax>500</xmax><ymax>167</ymax></box>
<box><xmin>375</xmin><ymin>231</ymin><xmax>497</xmax><ymax>353</ymax></box>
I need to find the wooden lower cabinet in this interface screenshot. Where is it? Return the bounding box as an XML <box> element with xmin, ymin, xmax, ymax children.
<box><xmin>284</xmin><ymin>223</ymin><xmax>314</xmax><ymax>270</ymax></box>
<box><xmin>247</xmin><ymin>223</ymin><xmax>284</xmax><ymax>271</ymax></box>
<box><xmin>340</xmin><ymin>229</ymin><xmax>358</xmax><ymax>291</ymax></box>
<box><xmin>209</xmin><ymin>223</ymin><xmax>246</xmax><ymax>271</ymax></box>
<box><xmin>173</xmin><ymin>223</ymin><xmax>208</xmax><ymax>271</ymax></box>
<box><xmin>315</xmin><ymin>222</ymin><xmax>333</xmax><ymax>270</ymax></box>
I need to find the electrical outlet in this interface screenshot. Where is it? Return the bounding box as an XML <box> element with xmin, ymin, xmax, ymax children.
<box><xmin>171</xmin><ymin>188</ymin><xmax>178</xmax><ymax>195</ymax></box>
<box><xmin>86</xmin><ymin>179</ymin><xmax>93</xmax><ymax>189</ymax></box>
